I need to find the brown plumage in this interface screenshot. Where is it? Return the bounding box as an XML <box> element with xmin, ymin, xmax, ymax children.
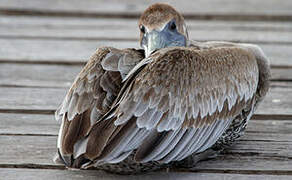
<box><xmin>138</xmin><ymin>3</ymin><xmax>187</xmax><ymax>42</ymax></box>
<box><xmin>54</xmin><ymin>3</ymin><xmax>270</xmax><ymax>174</ymax></box>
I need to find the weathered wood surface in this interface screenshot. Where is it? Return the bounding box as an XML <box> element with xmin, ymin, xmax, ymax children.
<box><xmin>0</xmin><ymin>135</ymin><xmax>291</xmax><ymax>171</ymax></box>
<box><xmin>1</xmin><ymin>113</ymin><xmax>290</xmax><ymax>136</ymax></box>
<box><xmin>0</xmin><ymin>16</ymin><xmax>292</xmax><ymax>44</ymax></box>
<box><xmin>2</xmin><ymin>169</ymin><xmax>292</xmax><ymax>180</ymax></box>
<box><xmin>0</xmin><ymin>113</ymin><xmax>58</xmax><ymax>135</ymax></box>
<box><xmin>1</xmin><ymin>0</ymin><xmax>292</xmax><ymax>20</ymax></box>
<box><xmin>1</xmin><ymin>15</ymin><xmax>292</xmax><ymax>30</ymax></box>
<box><xmin>0</xmin><ymin>15</ymin><xmax>291</xmax><ymax>67</ymax></box>
<box><xmin>0</xmin><ymin>85</ymin><xmax>291</xmax><ymax>115</ymax></box>
<box><xmin>1</xmin><ymin>119</ymin><xmax>291</xmax><ymax>171</ymax></box>
<box><xmin>0</xmin><ymin>63</ymin><xmax>291</xmax><ymax>88</ymax></box>
<box><xmin>1</xmin><ymin>39</ymin><xmax>292</xmax><ymax>67</ymax></box>
<box><xmin>1</xmin><ymin>0</ymin><xmax>292</xmax><ymax>179</ymax></box>
<box><xmin>0</xmin><ymin>63</ymin><xmax>81</xmax><ymax>88</ymax></box>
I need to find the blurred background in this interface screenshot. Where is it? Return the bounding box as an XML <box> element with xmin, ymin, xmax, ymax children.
<box><xmin>0</xmin><ymin>0</ymin><xmax>292</xmax><ymax>179</ymax></box>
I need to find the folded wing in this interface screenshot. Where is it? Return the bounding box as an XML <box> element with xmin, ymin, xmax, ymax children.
<box><xmin>55</xmin><ymin>47</ymin><xmax>144</xmax><ymax>166</ymax></box>
<box><xmin>71</xmin><ymin>46</ymin><xmax>260</xmax><ymax>167</ymax></box>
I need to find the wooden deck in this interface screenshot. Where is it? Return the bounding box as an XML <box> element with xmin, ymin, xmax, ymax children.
<box><xmin>0</xmin><ymin>0</ymin><xmax>292</xmax><ymax>179</ymax></box>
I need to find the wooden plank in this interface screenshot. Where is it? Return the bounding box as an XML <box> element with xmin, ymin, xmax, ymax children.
<box><xmin>0</xmin><ymin>87</ymin><xmax>66</xmax><ymax>111</ymax></box>
<box><xmin>1</xmin><ymin>169</ymin><xmax>292</xmax><ymax>180</ymax></box>
<box><xmin>1</xmin><ymin>116</ymin><xmax>291</xmax><ymax>174</ymax></box>
<box><xmin>0</xmin><ymin>16</ymin><xmax>292</xmax><ymax>44</ymax></box>
<box><xmin>0</xmin><ymin>86</ymin><xmax>291</xmax><ymax>115</ymax></box>
<box><xmin>0</xmin><ymin>0</ymin><xmax>291</xmax><ymax>18</ymax></box>
<box><xmin>1</xmin><ymin>111</ymin><xmax>291</xmax><ymax>136</ymax></box>
<box><xmin>1</xmin><ymin>15</ymin><xmax>292</xmax><ymax>31</ymax></box>
<box><xmin>0</xmin><ymin>39</ymin><xmax>136</xmax><ymax>63</ymax></box>
<box><xmin>0</xmin><ymin>63</ymin><xmax>290</xmax><ymax>88</ymax></box>
<box><xmin>0</xmin><ymin>135</ymin><xmax>291</xmax><ymax>171</ymax></box>
<box><xmin>246</xmin><ymin>120</ymin><xmax>292</xmax><ymax>134</ymax></box>
<box><xmin>0</xmin><ymin>135</ymin><xmax>57</xmax><ymax>165</ymax></box>
<box><xmin>1</xmin><ymin>15</ymin><xmax>292</xmax><ymax>30</ymax></box>
<box><xmin>271</xmin><ymin>68</ymin><xmax>292</xmax><ymax>81</ymax></box>
<box><xmin>228</xmin><ymin>140</ymin><xmax>292</xmax><ymax>157</ymax></box>
<box><xmin>0</xmin><ymin>113</ymin><xmax>57</xmax><ymax>135</ymax></box>
<box><xmin>6</xmin><ymin>26</ymin><xmax>292</xmax><ymax>44</ymax></box>
<box><xmin>0</xmin><ymin>63</ymin><xmax>81</xmax><ymax>88</ymax></box>
<box><xmin>0</xmin><ymin>39</ymin><xmax>291</xmax><ymax>67</ymax></box>
<box><xmin>193</xmin><ymin>154</ymin><xmax>292</xmax><ymax>172</ymax></box>
<box><xmin>240</xmin><ymin>132</ymin><xmax>292</xmax><ymax>142</ymax></box>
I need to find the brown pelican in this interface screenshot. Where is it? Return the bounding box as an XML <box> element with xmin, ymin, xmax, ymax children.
<box><xmin>54</xmin><ymin>3</ymin><xmax>270</xmax><ymax>174</ymax></box>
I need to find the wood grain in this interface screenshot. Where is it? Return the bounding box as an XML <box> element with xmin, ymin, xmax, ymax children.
<box><xmin>4</xmin><ymin>169</ymin><xmax>292</xmax><ymax>180</ymax></box>
<box><xmin>1</xmin><ymin>0</ymin><xmax>291</xmax><ymax>179</ymax></box>
<box><xmin>0</xmin><ymin>0</ymin><xmax>292</xmax><ymax>20</ymax></box>
<box><xmin>1</xmin><ymin>15</ymin><xmax>291</xmax><ymax>30</ymax></box>
<box><xmin>0</xmin><ymin>63</ymin><xmax>290</xmax><ymax>88</ymax></box>
<box><xmin>0</xmin><ymin>135</ymin><xmax>57</xmax><ymax>165</ymax></box>
<box><xmin>1</xmin><ymin>113</ymin><xmax>291</xmax><ymax>174</ymax></box>
<box><xmin>0</xmin><ymin>63</ymin><xmax>81</xmax><ymax>88</ymax></box>
<box><xmin>0</xmin><ymin>85</ymin><xmax>291</xmax><ymax>115</ymax></box>
<box><xmin>1</xmin><ymin>112</ymin><xmax>290</xmax><ymax>136</ymax></box>
<box><xmin>271</xmin><ymin>68</ymin><xmax>292</xmax><ymax>81</ymax></box>
<box><xmin>246</xmin><ymin>120</ymin><xmax>292</xmax><ymax>134</ymax></box>
<box><xmin>0</xmin><ymin>16</ymin><xmax>292</xmax><ymax>44</ymax></box>
<box><xmin>2</xmin><ymin>168</ymin><xmax>292</xmax><ymax>180</ymax></box>
<box><xmin>0</xmin><ymin>87</ymin><xmax>66</xmax><ymax>111</ymax></box>
<box><xmin>0</xmin><ymin>113</ymin><xmax>57</xmax><ymax>135</ymax></box>
<box><xmin>0</xmin><ymin>134</ymin><xmax>291</xmax><ymax>171</ymax></box>
<box><xmin>0</xmin><ymin>39</ymin><xmax>291</xmax><ymax>67</ymax></box>
<box><xmin>0</xmin><ymin>38</ymin><xmax>136</xmax><ymax>63</ymax></box>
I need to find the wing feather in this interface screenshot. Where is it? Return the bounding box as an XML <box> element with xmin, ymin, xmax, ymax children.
<box><xmin>57</xmin><ymin>43</ymin><xmax>269</xmax><ymax>168</ymax></box>
<box><xmin>152</xmin><ymin>128</ymin><xmax>187</xmax><ymax>161</ymax></box>
<box><xmin>55</xmin><ymin>47</ymin><xmax>144</xmax><ymax>164</ymax></box>
<box><xmin>161</xmin><ymin>128</ymin><xmax>198</xmax><ymax>162</ymax></box>
<box><xmin>137</xmin><ymin>129</ymin><xmax>182</xmax><ymax>162</ymax></box>
<box><xmin>168</xmin><ymin>126</ymin><xmax>208</xmax><ymax>162</ymax></box>
<box><xmin>99</xmin><ymin>46</ymin><xmax>260</xmax><ymax>163</ymax></box>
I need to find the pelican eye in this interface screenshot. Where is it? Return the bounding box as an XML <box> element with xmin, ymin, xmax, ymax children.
<box><xmin>140</xmin><ymin>25</ymin><xmax>145</xmax><ymax>33</ymax></box>
<box><xmin>169</xmin><ymin>22</ymin><xmax>176</xmax><ymax>31</ymax></box>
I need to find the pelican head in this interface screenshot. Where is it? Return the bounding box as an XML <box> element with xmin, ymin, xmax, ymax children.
<box><xmin>139</xmin><ymin>3</ymin><xmax>188</xmax><ymax>57</ymax></box>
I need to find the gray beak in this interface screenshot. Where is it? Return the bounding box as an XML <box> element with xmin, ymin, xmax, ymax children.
<box><xmin>145</xmin><ymin>30</ymin><xmax>167</xmax><ymax>57</ymax></box>
<box><xmin>142</xmin><ymin>28</ymin><xmax>186</xmax><ymax>57</ymax></box>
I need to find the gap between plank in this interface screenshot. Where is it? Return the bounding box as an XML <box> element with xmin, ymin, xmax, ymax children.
<box><xmin>0</xmin><ymin>133</ymin><xmax>57</xmax><ymax>137</ymax></box>
<box><xmin>1</xmin><ymin>163</ymin><xmax>292</xmax><ymax>175</ymax></box>
<box><xmin>178</xmin><ymin>169</ymin><xmax>292</xmax><ymax>176</ymax></box>
<box><xmin>0</xmin><ymin>164</ymin><xmax>64</xmax><ymax>170</ymax></box>
<box><xmin>0</xmin><ymin>84</ymin><xmax>66</xmax><ymax>89</ymax></box>
<box><xmin>0</xmin><ymin>109</ymin><xmax>54</xmax><ymax>114</ymax></box>
<box><xmin>2</xmin><ymin>82</ymin><xmax>291</xmax><ymax>89</ymax></box>
<box><xmin>1</xmin><ymin>110</ymin><xmax>292</xmax><ymax>120</ymax></box>
<box><xmin>0</xmin><ymin>35</ymin><xmax>137</xmax><ymax>42</ymax></box>
<box><xmin>0</xmin><ymin>59</ymin><xmax>85</xmax><ymax>65</ymax></box>
<box><xmin>1</xmin><ymin>35</ymin><xmax>292</xmax><ymax>45</ymax></box>
<box><xmin>251</xmin><ymin>114</ymin><xmax>292</xmax><ymax>120</ymax></box>
<box><xmin>1</xmin><ymin>133</ymin><xmax>291</xmax><ymax>142</ymax></box>
<box><xmin>1</xmin><ymin>8</ymin><xmax>292</xmax><ymax>22</ymax></box>
<box><xmin>0</xmin><ymin>80</ymin><xmax>292</xmax><ymax>90</ymax></box>
<box><xmin>0</xmin><ymin>59</ymin><xmax>291</xmax><ymax>69</ymax></box>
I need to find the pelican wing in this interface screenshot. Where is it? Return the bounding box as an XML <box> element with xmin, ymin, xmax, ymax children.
<box><xmin>55</xmin><ymin>47</ymin><xmax>144</xmax><ymax>165</ymax></box>
<box><xmin>73</xmin><ymin>45</ymin><xmax>263</xmax><ymax>167</ymax></box>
